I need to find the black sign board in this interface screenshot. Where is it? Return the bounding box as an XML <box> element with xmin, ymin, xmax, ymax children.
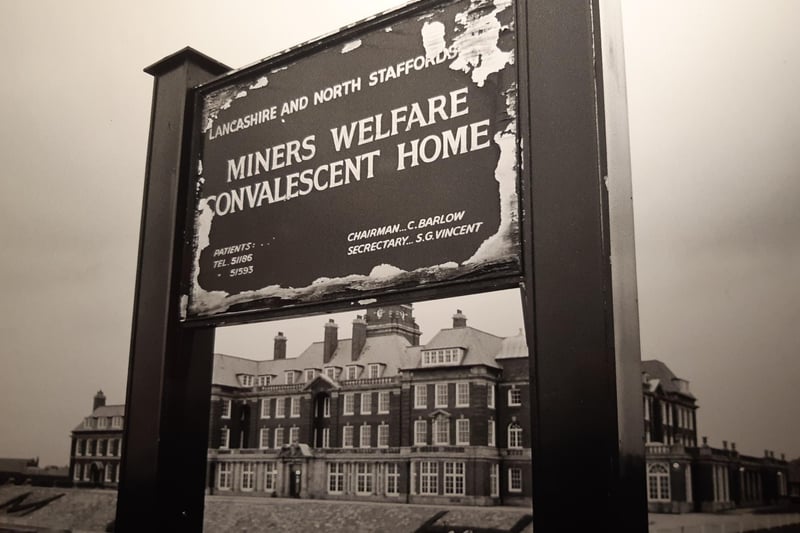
<box><xmin>184</xmin><ymin>0</ymin><xmax>520</xmax><ymax>321</ymax></box>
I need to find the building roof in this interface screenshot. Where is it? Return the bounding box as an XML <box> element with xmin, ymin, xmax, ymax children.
<box><xmin>642</xmin><ymin>360</ymin><xmax>696</xmax><ymax>400</ymax></box>
<box><xmin>71</xmin><ymin>404</ymin><xmax>125</xmax><ymax>432</ymax></box>
<box><xmin>212</xmin><ymin>311</ymin><xmax>527</xmax><ymax>388</ymax></box>
<box><xmin>411</xmin><ymin>326</ymin><xmax>505</xmax><ymax>369</ymax></box>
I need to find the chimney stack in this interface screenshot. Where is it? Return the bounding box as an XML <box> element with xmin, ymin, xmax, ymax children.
<box><xmin>352</xmin><ymin>315</ymin><xmax>367</xmax><ymax>361</ymax></box>
<box><xmin>274</xmin><ymin>332</ymin><xmax>287</xmax><ymax>360</ymax></box>
<box><xmin>731</xmin><ymin>442</ymin><xmax>736</xmax><ymax>452</ymax></box>
<box><xmin>93</xmin><ymin>390</ymin><xmax>106</xmax><ymax>411</ymax></box>
<box><xmin>452</xmin><ymin>309</ymin><xmax>467</xmax><ymax>328</ymax></box>
<box><xmin>722</xmin><ymin>440</ymin><xmax>728</xmax><ymax>450</ymax></box>
<box><xmin>702</xmin><ymin>436</ymin><xmax>708</xmax><ymax>446</ymax></box>
<box><xmin>324</xmin><ymin>319</ymin><xmax>338</xmax><ymax>364</ymax></box>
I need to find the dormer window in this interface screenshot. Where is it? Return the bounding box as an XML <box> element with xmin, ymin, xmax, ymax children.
<box><xmin>98</xmin><ymin>417</ymin><xmax>108</xmax><ymax>429</ymax></box>
<box><xmin>257</xmin><ymin>375</ymin><xmax>272</xmax><ymax>387</ymax></box>
<box><xmin>345</xmin><ymin>365</ymin><xmax>361</xmax><ymax>380</ymax></box>
<box><xmin>238</xmin><ymin>374</ymin><xmax>255</xmax><ymax>387</ymax></box>
<box><xmin>84</xmin><ymin>417</ymin><xmax>95</xmax><ymax>429</ymax></box>
<box><xmin>285</xmin><ymin>370</ymin><xmax>298</xmax><ymax>384</ymax></box>
<box><xmin>111</xmin><ymin>416</ymin><xmax>123</xmax><ymax>429</ymax></box>
<box><xmin>421</xmin><ymin>348</ymin><xmax>464</xmax><ymax>367</ymax></box>
<box><xmin>324</xmin><ymin>367</ymin><xmax>340</xmax><ymax>380</ymax></box>
<box><xmin>368</xmin><ymin>364</ymin><xmax>384</xmax><ymax>379</ymax></box>
<box><xmin>305</xmin><ymin>369</ymin><xmax>318</xmax><ymax>382</ymax></box>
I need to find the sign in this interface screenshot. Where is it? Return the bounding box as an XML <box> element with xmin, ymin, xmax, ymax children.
<box><xmin>184</xmin><ymin>0</ymin><xmax>520</xmax><ymax>320</ymax></box>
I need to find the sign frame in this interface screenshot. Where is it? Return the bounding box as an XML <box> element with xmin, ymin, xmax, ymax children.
<box><xmin>116</xmin><ymin>0</ymin><xmax>648</xmax><ymax>531</ymax></box>
<box><xmin>179</xmin><ymin>0</ymin><xmax>525</xmax><ymax>327</ymax></box>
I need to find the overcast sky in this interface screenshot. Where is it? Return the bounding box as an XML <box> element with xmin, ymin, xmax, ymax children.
<box><xmin>0</xmin><ymin>1</ymin><xmax>797</xmax><ymax>468</ymax></box>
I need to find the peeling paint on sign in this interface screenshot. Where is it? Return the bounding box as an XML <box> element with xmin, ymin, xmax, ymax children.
<box><xmin>185</xmin><ymin>0</ymin><xmax>520</xmax><ymax>320</ymax></box>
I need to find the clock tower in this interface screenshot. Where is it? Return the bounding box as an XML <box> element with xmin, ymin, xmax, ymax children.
<box><xmin>364</xmin><ymin>304</ymin><xmax>421</xmax><ymax>345</ymax></box>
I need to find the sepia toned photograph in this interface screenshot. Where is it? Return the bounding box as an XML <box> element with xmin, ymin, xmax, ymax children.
<box><xmin>1</xmin><ymin>1</ymin><xmax>798</xmax><ymax>532</ymax></box>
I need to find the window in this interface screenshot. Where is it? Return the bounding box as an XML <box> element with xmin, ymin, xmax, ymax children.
<box><xmin>343</xmin><ymin>426</ymin><xmax>354</xmax><ymax>448</ymax></box>
<box><xmin>220</xmin><ymin>428</ymin><xmax>230</xmax><ymax>449</ymax></box>
<box><xmin>508</xmin><ymin>423</ymin><xmax>522</xmax><ymax>449</ymax></box>
<box><xmin>240</xmin><ymin>374</ymin><xmax>254</xmax><ymax>387</ymax></box>
<box><xmin>322</xmin><ymin>428</ymin><xmax>330</xmax><ymax>448</ymax></box>
<box><xmin>644</xmin><ymin>396</ymin><xmax>651</xmax><ymax>421</ymax></box>
<box><xmin>274</xmin><ymin>427</ymin><xmax>284</xmax><ymax>448</ymax></box>
<box><xmin>444</xmin><ymin>462</ymin><xmax>465</xmax><ymax>495</ymax></box>
<box><xmin>356</xmin><ymin>463</ymin><xmax>374</xmax><ymax>494</ymax></box>
<box><xmin>508</xmin><ymin>388</ymin><xmax>521</xmax><ymax>406</ymax></box>
<box><xmin>83</xmin><ymin>463</ymin><xmax>91</xmax><ymax>481</ymax></box>
<box><xmin>377</xmin><ymin>424</ymin><xmax>389</xmax><ymax>448</ymax></box>
<box><xmin>76</xmin><ymin>439</ymin><xmax>84</xmax><ymax>456</ymax></box>
<box><xmin>98</xmin><ymin>439</ymin><xmax>106</xmax><ymax>456</ymax></box>
<box><xmin>87</xmin><ymin>439</ymin><xmax>95</xmax><ymax>456</ymax></box>
<box><xmin>488</xmin><ymin>384</ymin><xmax>495</xmax><ymax>409</ymax></box>
<box><xmin>435</xmin><ymin>383</ymin><xmax>448</xmax><ymax>408</ymax></box>
<box><xmin>98</xmin><ymin>417</ymin><xmax>108</xmax><ymax>429</ymax></box>
<box><xmin>343</xmin><ymin>394</ymin><xmax>355</xmax><ymax>415</ymax></box>
<box><xmin>414</xmin><ymin>420</ymin><xmax>427</xmax><ymax>445</ymax></box>
<box><xmin>305</xmin><ymin>369</ymin><xmax>316</xmax><ymax>382</ymax></box>
<box><xmin>386</xmin><ymin>463</ymin><xmax>400</xmax><ymax>495</ymax></box>
<box><xmin>241</xmin><ymin>463</ymin><xmax>255</xmax><ymax>491</ymax></box>
<box><xmin>325</xmin><ymin>367</ymin><xmax>338</xmax><ymax>380</ymax></box>
<box><xmin>346</xmin><ymin>366</ymin><xmax>359</xmax><ymax>380</ymax></box>
<box><xmin>420</xmin><ymin>461</ymin><xmax>438</xmax><ymax>495</ymax></box>
<box><xmin>323</xmin><ymin>396</ymin><xmax>331</xmax><ymax>417</ymax></box>
<box><xmin>221</xmin><ymin>399</ymin><xmax>231</xmax><ymax>419</ymax></box>
<box><xmin>285</xmin><ymin>371</ymin><xmax>296</xmax><ymax>384</ymax></box>
<box><xmin>421</xmin><ymin>348</ymin><xmax>463</xmax><ymax>367</ymax></box>
<box><xmin>217</xmin><ymin>463</ymin><xmax>232</xmax><ymax>490</ymax></box>
<box><xmin>257</xmin><ymin>374</ymin><xmax>271</xmax><ymax>387</ymax></box>
<box><xmin>368</xmin><ymin>364</ymin><xmax>381</xmax><ymax>378</ymax></box>
<box><xmin>490</xmin><ymin>464</ymin><xmax>499</xmax><ymax>497</ymax></box>
<box><xmin>328</xmin><ymin>463</ymin><xmax>345</xmax><ymax>493</ymax></box>
<box><xmin>289</xmin><ymin>427</ymin><xmax>299</xmax><ymax>444</ymax></box>
<box><xmin>361</xmin><ymin>392</ymin><xmax>372</xmax><ymax>415</ymax></box>
<box><xmin>433</xmin><ymin>415</ymin><xmax>450</xmax><ymax>445</ymax></box>
<box><xmin>261</xmin><ymin>398</ymin><xmax>271</xmax><ymax>418</ymax></box>
<box><xmin>456</xmin><ymin>383</ymin><xmax>469</xmax><ymax>407</ymax></box>
<box><xmin>488</xmin><ymin>419</ymin><xmax>496</xmax><ymax>447</ymax></box>
<box><xmin>360</xmin><ymin>425</ymin><xmax>371</xmax><ymax>448</ymax></box>
<box><xmin>290</xmin><ymin>397</ymin><xmax>301</xmax><ymax>418</ymax></box>
<box><xmin>456</xmin><ymin>418</ymin><xmax>470</xmax><ymax>445</ymax></box>
<box><xmin>414</xmin><ymin>385</ymin><xmax>427</xmax><ymax>409</ymax></box>
<box><xmin>84</xmin><ymin>417</ymin><xmax>94</xmax><ymax>429</ymax></box>
<box><xmin>259</xmin><ymin>428</ymin><xmax>270</xmax><ymax>449</ymax></box>
<box><xmin>73</xmin><ymin>464</ymin><xmax>82</xmax><ymax>481</ymax></box>
<box><xmin>378</xmin><ymin>391</ymin><xmax>390</xmax><ymax>414</ymax></box>
<box><xmin>275</xmin><ymin>398</ymin><xmax>285</xmax><ymax>418</ymax></box>
<box><xmin>111</xmin><ymin>416</ymin><xmax>123</xmax><ymax>429</ymax></box>
<box><xmin>264</xmin><ymin>462</ymin><xmax>277</xmax><ymax>492</ymax></box>
<box><xmin>509</xmin><ymin>467</ymin><xmax>522</xmax><ymax>492</ymax></box>
<box><xmin>648</xmin><ymin>463</ymin><xmax>671</xmax><ymax>502</ymax></box>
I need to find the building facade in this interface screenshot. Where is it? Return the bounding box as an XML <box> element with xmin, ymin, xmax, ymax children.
<box><xmin>68</xmin><ymin>390</ymin><xmax>124</xmax><ymax>487</ymax></box>
<box><xmin>642</xmin><ymin>361</ymin><xmax>790</xmax><ymax>513</ymax></box>
<box><xmin>206</xmin><ymin>305</ymin><xmax>532</xmax><ymax>506</ymax></box>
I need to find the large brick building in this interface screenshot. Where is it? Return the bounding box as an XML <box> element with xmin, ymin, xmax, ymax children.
<box><xmin>68</xmin><ymin>390</ymin><xmax>124</xmax><ymax>487</ymax></box>
<box><xmin>642</xmin><ymin>360</ymin><xmax>790</xmax><ymax>513</ymax></box>
<box><xmin>206</xmin><ymin>305</ymin><xmax>532</xmax><ymax>506</ymax></box>
<box><xmin>66</xmin><ymin>304</ymin><xmax>791</xmax><ymax>512</ymax></box>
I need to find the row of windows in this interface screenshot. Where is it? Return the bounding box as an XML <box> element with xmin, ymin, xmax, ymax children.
<box><xmin>644</xmin><ymin>397</ymin><xmax>695</xmax><ymax>431</ymax></box>
<box><xmin>83</xmin><ymin>416</ymin><xmax>123</xmax><ymax>430</ymax></box>
<box><xmin>74</xmin><ymin>438</ymin><xmax>122</xmax><ymax>457</ymax></box>
<box><xmin>238</xmin><ymin>363</ymin><xmax>389</xmax><ymax>388</ymax></box>
<box><xmin>215</xmin><ymin>461</ymin><xmax>522</xmax><ymax>496</ymax></box>
<box><xmin>221</xmin><ymin>382</ymin><xmax>521</xmax><ymax>421</ymax></box>
<box><xmin>420</xmin><ymin>348</ymin><xmax>464</xmax><ymax>367</ymax></box>
<box><xmin>220</xmin><ymin>419</ymin><xmax>523</xmax><ymax>450</ymax></box>
<box><xmin>73</xmin><ymin>461</ymin><xmax>119</xmax><ymax>483</ymax></box>
<box><xmin>217</xmin><ymin>462</ymin><xmax>278</xmax><ymax>491</ymax></box>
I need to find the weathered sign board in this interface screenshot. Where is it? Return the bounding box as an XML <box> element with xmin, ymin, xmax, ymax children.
<box><xmin>183</xmin><ymin>0</ymin><xmax>520</xmax><ymax>321</ymax></box>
